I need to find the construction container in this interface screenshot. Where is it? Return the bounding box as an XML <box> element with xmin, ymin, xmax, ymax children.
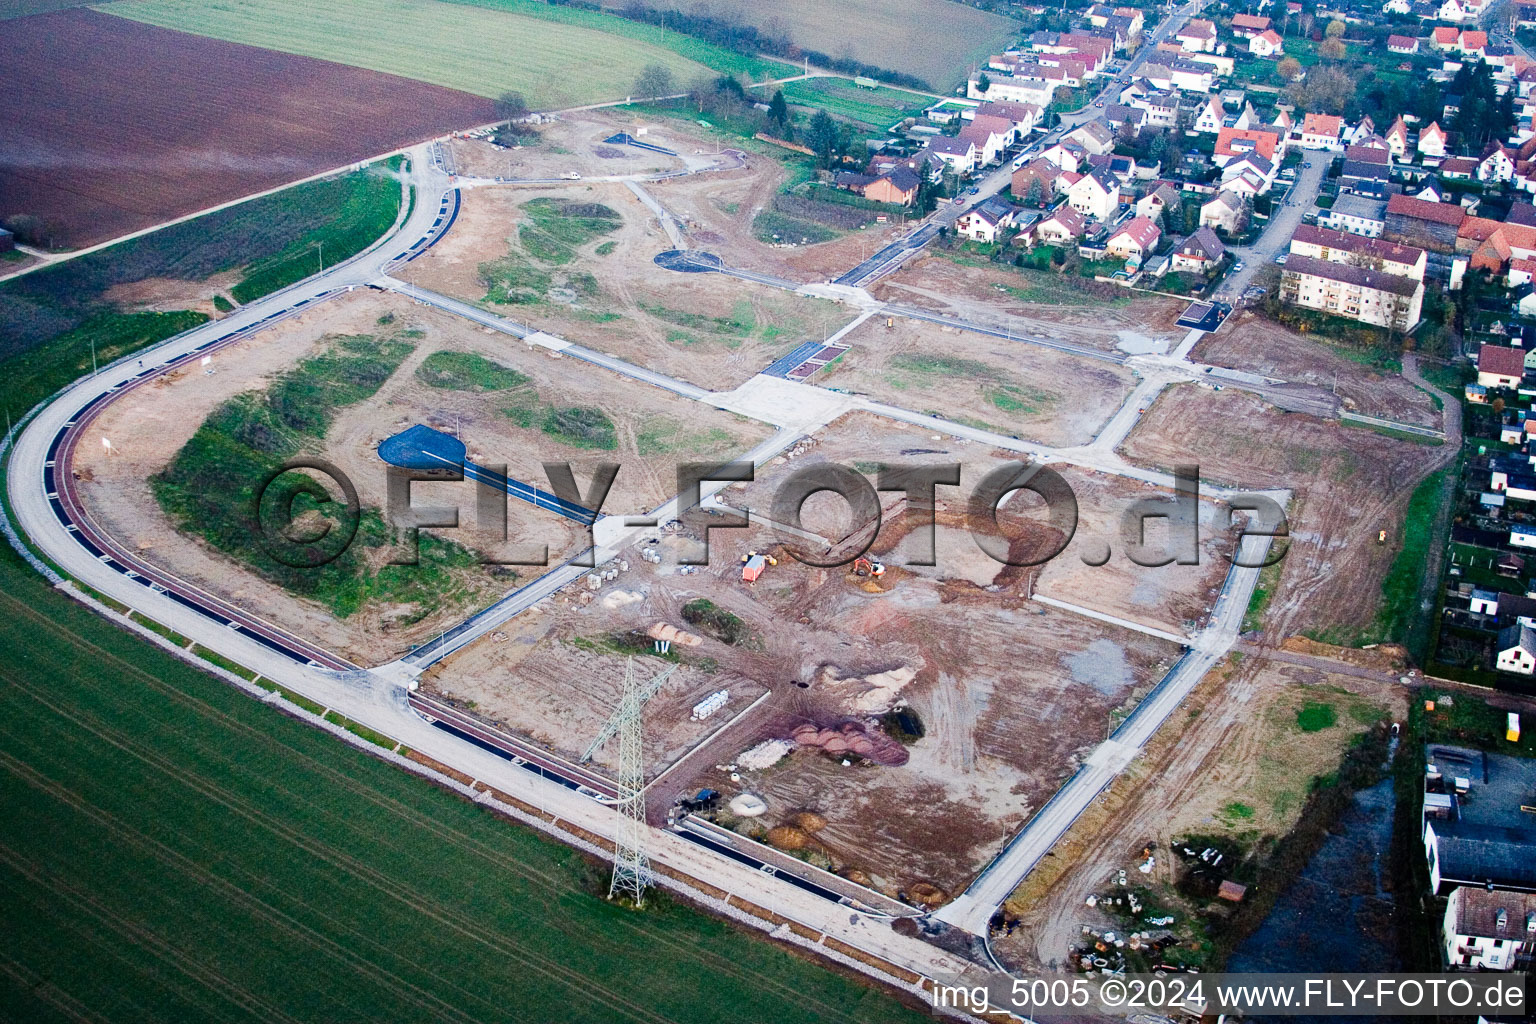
<box><xmin>1509</xmin><ymin>712</ymin><xmax>1522</xmax><ymax>743</ymax></box>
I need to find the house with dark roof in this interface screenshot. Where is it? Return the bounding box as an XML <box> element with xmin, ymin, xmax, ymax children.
<box><xmin>1478</xmin><ymin>343</ymin><xmax>1529</xmax><ymax>387</ymax></box>
<box><xmin>1423</xmin><ymin>745</ymin><xmax>1536</xmax><ymax>894</ymax></box>
<box><xmin>1169</xmin><ymin>226</ymin><xmax>1226</xmax><ymax>272</ymax></box>
<box><xmin>1280</xmin><ymin>254</ymin><xmax>1424</xmax><ymax>329</ymax></box>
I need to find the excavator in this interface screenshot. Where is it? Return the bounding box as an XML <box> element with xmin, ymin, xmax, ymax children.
<box><xmin>852</xmin><ymin>557</ymin><xmax>885</xmax><ymax>578</ymax></box>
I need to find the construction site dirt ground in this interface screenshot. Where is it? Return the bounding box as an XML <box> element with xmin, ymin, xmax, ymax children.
<box><xmin>992</xmin><ymin>655</ymin><xmax>1405</xmax><ymax>971</ymax></box>
<box><xmin>867</xmin><ymin>252</ymin><xmax>1189</xmax><ymax>354</ymax></box>
<box><xmin>1194</xmin><ymin>312</ymin><xmax>1441</xmax><ymax>427</ymax></box>
<box><xmin>722</xmin><ymin>412</ymin><xmax>1234</xmax><ymax>636</ymax></box>
<box><xmin>444</xmin><ymin>111</ymin><xmax>702</xmax><ymax>181</ymax></box>
<box><xmin>396</xmin><ymin>181</ymin><xmax>842</xmax><ymax>390</ymax></box>
<box><xmin>818</xmin><ymin>316</ymin><xmax>1136</xmax><ymax>447</ymax></box>
<box><xmin>72</xmin><ymin>289</ymin><xmax>768</xmax><ymax>664</ymax></box>
<box><xmin>1120</xmin><ymin>384</ymin><xmax>1452</xmax><ymax>643</ymax></box>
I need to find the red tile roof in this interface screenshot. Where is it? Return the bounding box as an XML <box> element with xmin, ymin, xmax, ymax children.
<box><xmin>1480</xmin><ymin>344</ymin><xmax>1528</xmax><ymax>379</ymax></box>
<box><xmin>1386</xmin><ymin>194</ymin><xmax>1467</xmax><ymax>227</ymax></box>
<box><xmin>1214</xmin><ymin>127</ymin><xmax>1279</xmax><ymax>160</ymax></box>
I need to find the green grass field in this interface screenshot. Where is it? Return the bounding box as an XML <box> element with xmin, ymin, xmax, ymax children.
<box><xmin>779</xmin><ymin>78</ymin><xmax>926</xmax><ymax>131</ymax></box>
<box><xmin>664</xmin><ymin>0</ymin><xmax>1018</xmax><ymax>90</ymax></box>
<box><xmin>0</xmin><ymin>537</ymin><xmax>925</xmax><ymax>1022</ymax></box>
<box><xmin>103</xmin><ymin>0</ymin><xmax>758</xmax><ymax>107</ymax></box>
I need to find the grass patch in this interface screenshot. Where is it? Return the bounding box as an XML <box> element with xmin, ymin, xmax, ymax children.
<box><xmin>0</xmin><ymin>310</ymin><xmax>209</xmax><ymax>423</ymax></box>
<box><xmin>212</xmin><ymin>293</ymin><xmax>235</xmax><ymax>313</ymax></box>
<box><xmin>190</xmin><ymin>643</ymin><xmax>259</xmax><ymax>681</ymax></box>
<box><xmin>681</xmin><ymin>597</ymin><xmax>750</xmax><ymax>645</ymax></box>
<box><xmin>127</xmin><ymin>611</ymin><xmax>190</xmax><ymax>647</ymax></box>
<box><xmin>231</xmin><ymin>158</ymin><xmax>404</xmax><ymax>303</ymax></box>
<box><xmin>415</xmin><ymin>350</ymin><xmax>530</xmax><ymax>391</ymax></box>
<box><xmin>480</xmin><ymin>252</ymin><xmax>552</xmax><ymax>305</ymax></box>
<box><xmin>541</xmin><ymin>405</ymin><xmax>617</xmax><ymax>450</ymax></box>
<box><xmin>1296</xmin><ymin>702</ymin><xmax>1338</xmax><ymax>732</ymax></box>
<box><xmin>517</xmin><ymin>198</ymin><xmax>622</xmax><ymax>266</ymax></box>
<box><xmin>753</xmin><ymin>209</ymin><xmax>841</xmax><ymax>245</ymax></box>
<box><xmin>594</xmin><ymin>240</ymin><xmax>618</xmax><ymax>256</ymax></box>
<box><xmin>152</xmin><ymin>332</ymin><xmax>498</xmax><ymax>618</ymax></box>
<box><xmin>1242</xmin><ymin>558</ymin><xmax>1284</xmax><ymax>633</ymax></box>
<box><xmin>636</xmin><ymin>416</ymin><xmax>735</xmax><ymax>456</ymax></box>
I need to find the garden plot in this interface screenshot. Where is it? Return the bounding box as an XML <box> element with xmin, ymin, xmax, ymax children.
<box><xmin>819</xmin><ymin>315</ymin><xmax>1136</xmax><ymax>447</ymax></box>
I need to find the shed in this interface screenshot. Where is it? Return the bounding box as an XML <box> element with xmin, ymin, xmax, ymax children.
<box><xmin>741</xmin><ymin>554</ymin><xmax>767</xmax><ymax>582</ymax></box>
<box><xmin>1217</xmin><ymin>880</ymin><xmax>1247</xmax><ymax>902</ymax></box>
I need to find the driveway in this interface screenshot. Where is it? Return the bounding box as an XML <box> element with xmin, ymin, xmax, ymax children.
<box><xmin>1213</xmin><ymin>156</ymin><xmax>1327</xmax><ymax>302</ymax></box>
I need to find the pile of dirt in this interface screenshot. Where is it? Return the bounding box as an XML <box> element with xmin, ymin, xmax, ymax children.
<box><xmin>907</xmin><ymin>882</ymin><xmax>948</xmax><ymax>907</ymax></box>
<box><xmin>812</xmin><ymin>663</ymin><xmax>918</xmax><ymax>715</ymax></box>
<box><xmin>792</xmin><ymin>811</ymin><xmax>828</xmax><ymax>833</ymax></box>
<box><xmin>766</xmin><ymin>825</ymin><xmax>813</xmax><ymax>851</ymax></box>
<box><xmin>791</xmin><ymin>720</ymin><xmax>910</xmax><ymax>766</ymax></box>
<box><xmin>1279</xmin><ymin>635</ymin><xmax>1408</xmax><ymax>673</ymax></box>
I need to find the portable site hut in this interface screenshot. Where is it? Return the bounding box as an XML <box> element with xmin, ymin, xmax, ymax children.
<box><xmin>741</xmin><ymin>553</ymin><xmax>767</xmax><ymax>582</ymax></box>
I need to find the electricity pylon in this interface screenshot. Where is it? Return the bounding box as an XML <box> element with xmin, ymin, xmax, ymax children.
<box><xmin>591</xmin><ymin>658</ymin><xmax>677</xmax><ymax>906</ymax></box>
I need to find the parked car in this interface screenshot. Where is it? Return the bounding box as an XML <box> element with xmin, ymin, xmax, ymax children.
<box><xmin>1274</xmin><ymin>253</ymin><xmax>1287</xmax><ymax>265</ymax></box>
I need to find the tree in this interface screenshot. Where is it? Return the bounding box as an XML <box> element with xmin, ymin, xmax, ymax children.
<box><xmin>1324</xmin><ymin>18</ymin><xmax>1346</xmax><ymax>39</ymax></box>
<box><xmin>633</xmin><ymin>64</ymin><xmax>675</xmax><ymax>100</ymax></box>
<box><xmin>1277</xmin><ymin>56</ymin><xmax>1302</xmax><ymax>82</ymax></box>
<box><xmin>977</xmin><ymin>72</ymin><xmax>991</xmax><ymax>94</ymax></box>
<box><xmin>1026</xmin><ymin>178</ymin><xmax>1044</xmax><ymax>207</ymax></box>
<box><xmin>494</xmin><ymin>91</ymin><xmax>529</xmax><ymax>122</ymax></box>
<box><xmin>1318</xmin><ymin>38</ymin><xmax>1345</xmax><ymax>60</ymax></box>
<box><xmin>2</xmin><ymin>214</ymin><xmax>43</xmax><ymax>247</ymax></box>
<box><xmin>768</xmin><ymin>89</ymin><xmax>788</xmax><ymax>127</ymax></box>
<box><xmin>804</xmin><ymin>109</ymin><xmax>840</xmax><ymax>166</ymax></box>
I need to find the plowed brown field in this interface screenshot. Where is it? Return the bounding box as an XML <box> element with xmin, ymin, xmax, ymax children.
<box><xmin>0</xmin><ymin>9</ymin><xmax>494</xmax><ymax>247</ymax></box>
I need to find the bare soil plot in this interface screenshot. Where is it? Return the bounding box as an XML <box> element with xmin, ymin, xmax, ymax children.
<box><xmin>993</xmin><ymin>656</ymin><xmax>1404</xmax><ymax>971</ymax></box>
<box><xmin>398</xmin><ymin>182</ymin><xmax>841</xmax><ymax>389</ymax></box>
<box><xmin>1120</xmin><ymin>385</ymin><xmax>1451</xmax><ymax>642</ymax></box>
<box><xmin>1195</xmin><ymin>312</ymin><xmax>1441</xmax><ymax>427</ymax></box>
<box><xmin>0</xmin><ymin>9</ymin><xmax>494</xmax><ymax>247</ymax></box>
<box><xmin>445</xmin><ymin>114</ymin><xmax>692</xmax><ymax>180</ymax></box>
<box><xmin>870</xmin><ymin>253</ymin><xmax>1189</xmax><ymax>354</ymax></box>
<box><xmin>724</xmin><ymin>412</ymin><xmax>1233</xmax><ymax>636</ymax></box>
<box><xmin>821</xmin><ymin>316</ymin><xmax>1136</xmax><ymax>447</ymax></box>
<box><xmin>664</xmin><ymin>519</ymin><xmax>1181</xmax><ymax>898</ymax></box>
<box><xmin>644</xmin><ymin>156</ymin><xmax>908</xmax><ymax>281</ymax></box>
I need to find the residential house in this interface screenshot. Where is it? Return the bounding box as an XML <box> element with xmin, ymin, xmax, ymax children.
<box><xmin>1200</xmin><ymin>190</ymin><xmax>1245</xmax><ymax>233</ymax></box>
<box><xmin>1385</xmin><ymin>194</ymin><xmax>1467</xmax><ymax>253</ymax></box>
<box><xmin>1230</xmin><ymin>13</ymin><xmax>1272</xmax><ymax>37</ymax></box>
<box><xmin>1432</xmin><ymin>26</ymin><xmax>1462</xmax><ymax>51</ymax></box>
<box><xmin>1011</xmin><ymin>158</ymin><xmax>1063</xmax><ymax>203</ymax></box>
<box><xmin>1036</xmin><ymin>204</ymin><xmax>1086</xmax><ymax>243</ymax></box>
<box><xmin>1318</xmin><ymin>194</ymin><xmax>1388</xmax><ymax>237</ymax></box>
<box><xmin>1385</xmin><ymin>116</ymin><xmax>1410</xmax><ymax>158</ymax></box>
<box><xmin>1175</xmin><ymin>18</ymin><xmax>1217</xmax><ymax>52</ymax></box>
<box><xmin>1064</xmin><ymin>120</ymin><xmax>1115</xmax><ymax>156</ymax></box>
<box><xmin>1136</xmin><ymin>182</ymin><xmax>1182</xmax><ymax>223</ymax></box>
<box><xmin>1288</xmin><ymin>224</ymin><xmax>1427</xmax><ymax>279</ymax></box>
<box><xmin>1169</xmin><ymin>226</ymin><xmax>1226</xmax><ymax>272</ymax></box>
<box><xmin>1213</xmin><ymin>126</ymin><xmax>1281</xmax><ymax>166</ymax></box>
<box><xmin>1478</xmin><ymin>343</ymin><xmax>1528</xmax><ymax>387</ymax></box>
<box><xmin>1106</xmin><ymin>216</ymin><xmax>1161</xmax><ymax>262</ymax></box>
<box><xmin>1388</xmin><ymin>34</ymin><xmax>1420</xmax><ymax>55</ymax></box>
<box><xmin>1298</xmin><ymin>112</ymin><xmax>1345</xmax><ymax>150</ymax></box>
<box><xmin>1418</xmin><ymin>121</ymin><xmax>1448</xmax><ymax>159</ymax></box>
<box><xmin>1066</xmin><ymin>167</ymin><xmax>1121</xmax><ymax>221</ymax></box>
<box><xmin>1250</xmin><ymin>29</ymin><xmax>1284</xmax><ymax>57</ymax></box>
<box><xmin>864</xmin><ymin>167</ymin><xmax>920</xmax><ymax>206</ymax></box>
<box><xmin>1480</xmin><ymin>143</ymin><xmax>1517</xmax><ymax>183</ymax></box>
<box><xmin>1443</xmin><ymin>887</ymin><xmax>1536</xmax><ymax>970</ymax></box>
<box><xmin>926</xmin><ymin>135</ymin><xmax>978</xmax><ymax>175</ymax></box>
<box><xmin>955</xmin><ymin>197</ymin><xmax>1021</xmax><ymax>243</ymax></box>
<box><xmin>1423</xmin><ymin>744</ymin><xmax>1536</xmax><ymax>894</ymax></box>
<box><xmin>1440</xmin><ymin>156</ymin><xmax>1479</xmax><ymax>180</ymax></box>
<box><xmin>1192</xmin><ymin>94</ymin><xmax>1226</xmax><ymax>134</ymax></box>
<box><xmin>1221</xmin><ymin>153</ymin><xmax>1277</xmax><ymax>196</ymax></box>
<box><xmin>1126</xmin><ymin>89</ymin><xmax>1180</xmax><ymax>127</ymax></box>
<box><xmin>1279</xmin><ymin>255</ymin><xmax>1424</xmax><ymax>329</ymax></box>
